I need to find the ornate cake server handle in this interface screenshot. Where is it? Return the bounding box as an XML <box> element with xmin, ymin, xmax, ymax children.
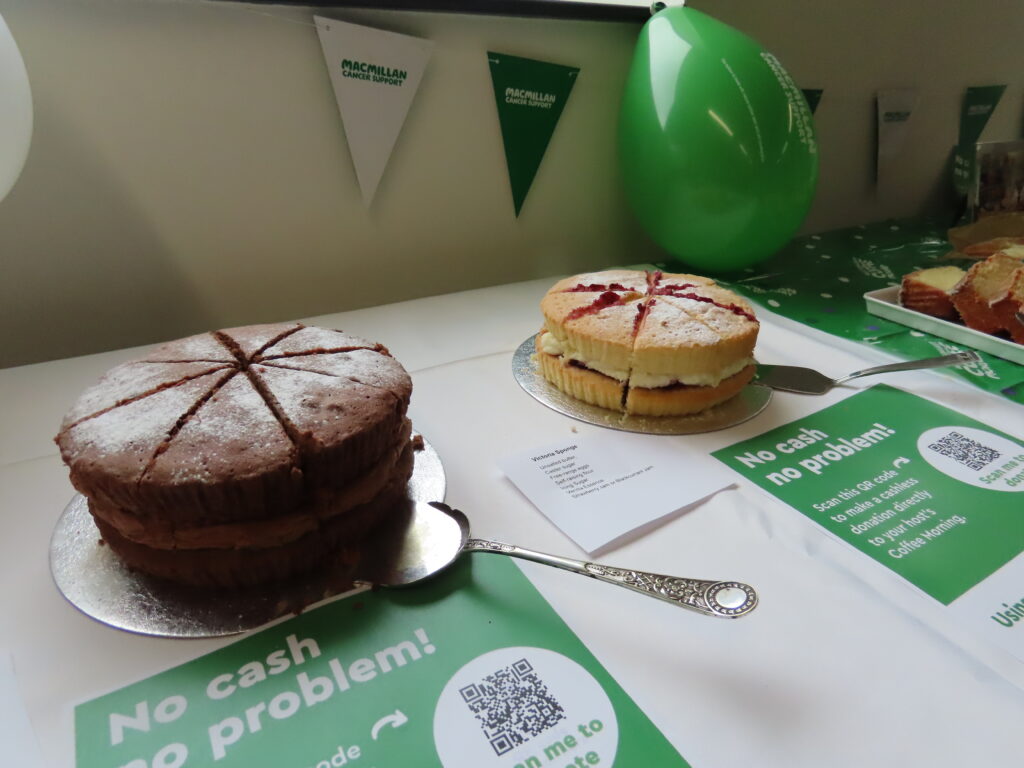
<box><xmin>464</xmin><ymin>537</ymin><xmax>757</xmax><ymax>618</ymax></box>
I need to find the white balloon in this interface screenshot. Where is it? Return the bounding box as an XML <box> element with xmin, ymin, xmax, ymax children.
<box><xmin>0</xmin><ymin>11</ymin><xmax>32</xmax><ymax>203</ymax></box>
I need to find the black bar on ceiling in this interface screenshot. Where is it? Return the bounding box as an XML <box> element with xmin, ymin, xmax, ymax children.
<box><xmin>221</xmin><ymin>0</ymin><xmax>650</xmax><ymax>22</ymax></box>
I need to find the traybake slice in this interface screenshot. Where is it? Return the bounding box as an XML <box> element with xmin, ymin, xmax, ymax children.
<box><xmin>952</xmin><ymin>253</ymin><xmax>1024</xmax><ymax>334</ymax></box>
<box><xmin>898</xmin><ymin>266</ymin><xmax>966</xmax><ymax>320</ymax></box>
<box><xmin>992</xmin><ymin>269</ymin><xmax>1024</xmax><ymax>343</ymax></box>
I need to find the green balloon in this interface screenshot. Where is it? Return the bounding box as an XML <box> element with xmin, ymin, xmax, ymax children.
<box><xmin>619</xmin><ymin>7</ymin><xmax>818</xmax><ymax>272</ymax></box>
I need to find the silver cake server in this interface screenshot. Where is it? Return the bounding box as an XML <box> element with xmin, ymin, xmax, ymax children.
<box><xmin>358</xmin><ymin>501</ymin><xmax>757</xmax><ymax>619</ymax></box>
<box><xmin>756</xmin><ymin>350</ymin><xmax>980</xmax><ymax>395</ymax></box>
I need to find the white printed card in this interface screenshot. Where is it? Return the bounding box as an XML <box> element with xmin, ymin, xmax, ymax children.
<box><xmin>500</xmin><ymin>433</ymin><xmax>733</xmax><ymax>554</ymax></box>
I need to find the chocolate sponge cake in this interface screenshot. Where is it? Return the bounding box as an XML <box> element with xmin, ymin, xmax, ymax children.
<box><xmin>55</xmin><ymin>323</ymin><xmax>415</xmax><ymax>587</ymax></box>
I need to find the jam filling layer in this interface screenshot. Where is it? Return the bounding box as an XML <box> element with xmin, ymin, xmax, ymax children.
<box><xmin>564</xmin><ymin>290</ymin><xmax>630</xmax><ymax>322</ymax></box>
<box><xmin>563</xmin><ymin>356</ymin><xmax>744</xmax><ymax>391</ymax></box>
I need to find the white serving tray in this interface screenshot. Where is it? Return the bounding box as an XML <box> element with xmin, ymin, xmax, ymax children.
<box><xmin>864</xmin><ymin>286</ymin><xmax>1024</xmax><ymax>365</ymax></box>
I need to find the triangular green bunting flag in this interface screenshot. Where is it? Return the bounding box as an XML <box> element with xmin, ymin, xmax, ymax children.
<box><xmin>952</xmin><ymin>85</ymin><xmax>1006</xmax><ymax>199</ymax></box>
<box><xmin>959</xmin><ymin>84</ymin><xmax>1006</xmax><ymax>147</ymax></box>
<box><xmin>952</xmin><ymin>145</ymin><xmax>974</xmax><ymax>198</ymax></box>
<box><xmin>488</xmin><ymin>52</ymin><xmax>579</xmax><ymax>216</ymax></box>
<box><xmin>801</xmin><ymin>88</ymin><xmax>823</xmax><ymax>115</ymax></box>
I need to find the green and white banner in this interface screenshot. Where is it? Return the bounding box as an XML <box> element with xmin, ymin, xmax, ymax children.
<box><xmin>315</xmin><ymin>17</ymin><xmax>433</xmax><ymax>206</ymax></box>
<box><xmin>488</xmin><ymin>52</ymin><xmax>579</xmax><ymax>216</ymax></box>
<box><xmin>713</xmin><ymin>385</ymin><xmax>1024</xmax><ymax>664</ymax></box>
<box><xmin>75</xmin><ymin>556</ymin><xmax>690</xmax><ymax>768</ymax></box>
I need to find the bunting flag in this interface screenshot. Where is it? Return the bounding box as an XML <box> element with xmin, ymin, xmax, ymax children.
<box><xmin>488</xmin><ymin>52</ymin><xmax>579</xmax><ymax>216</ymax></box>
<box><xmin>959</xmin><ymin>85</ymin><xmax>1007</xmax><ymax>147</ymax></box>
<box><xmin>801</xmin><ymin>88</ymin><xmax>823</xmax><ymax>115</ymax></box>
<box><xmin>315</xmin><ymin>17</ymin><xmax>433</xmax><ymax>206</ymax></box>
<box><xmin>952</xmin><ymin>85</ymin><xmax>1007</xmax><ymax>201</ymax></box>
<box><xmin>876</xmin><ymin>88</ymin><xmax>918</xmax><ymax>192</ymax></box>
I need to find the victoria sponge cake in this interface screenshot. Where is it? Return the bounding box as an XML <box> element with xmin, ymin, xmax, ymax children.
<box><xmin>55</xmin><ymin>323</ymin><xmax>415</xmax><ymax>588</ymax></box>
<box><xmin>537</xmin><ymin>270</ymin><xmax>758</xmax><ymax>415</ymax></box>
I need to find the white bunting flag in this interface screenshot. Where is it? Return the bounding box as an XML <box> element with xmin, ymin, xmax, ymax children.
<box><xmin>315</xmin><ymin>17</ymin><xmax>433</xmax><ymax>206</ymax></box>
<box><xmin>876</xmin><ymin>87</ymin><xmax>918</xmax><ymax>198</ymax></box>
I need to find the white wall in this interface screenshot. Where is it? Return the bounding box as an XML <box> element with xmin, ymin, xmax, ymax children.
<box><xmin>1</xmin><ymin>0</ymin><xmax>1022</xmax><ymax>367</ymax></box>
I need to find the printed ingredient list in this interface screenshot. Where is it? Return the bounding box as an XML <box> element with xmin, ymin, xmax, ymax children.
<box><xmin>533</xmin><ymin>444</ymin><xmax>652</xmax><ymax>500</ymax></box>
<box><xmin>501</xmin><ymin>433</ymin><xmax>732</xmax><ymax>554</ymax></box>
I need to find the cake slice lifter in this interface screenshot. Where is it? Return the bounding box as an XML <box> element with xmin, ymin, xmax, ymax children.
<box><xmin>360</xmin><ymin>501</ymin><xmax>757</xmax><ymax>619</ymax></box>
<box><xmin>756</xmin><ymin>351</ymin><xmax>979</xmax><ymax>395</ymax></box>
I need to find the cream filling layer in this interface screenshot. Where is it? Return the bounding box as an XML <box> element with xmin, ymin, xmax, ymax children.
<box><xmin>629</xmin><ymin>357</ymin><xmax>753</xmax><ymax>388</ymax></box>
<box><xmin>540</xmin><ymin>330</ymin><xmax>752</xmax><ymax>388</ymax></box>
<box><xmin>540</xmin><ymin>330</ymin><xmax>630</xmax><ymax>381</ymax></box>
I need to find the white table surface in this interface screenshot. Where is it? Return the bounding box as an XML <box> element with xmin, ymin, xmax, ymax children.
<box><xmin>2</xmin><ymin>276</ymin><xmax>1022</xmax><ymax>768</ymax></box>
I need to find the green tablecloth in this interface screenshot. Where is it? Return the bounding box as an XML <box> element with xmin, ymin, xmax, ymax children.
<box><xmin>664</xmin><ymin>219</ymin><xmax>1024</xmax><ymax>404</ymax></box>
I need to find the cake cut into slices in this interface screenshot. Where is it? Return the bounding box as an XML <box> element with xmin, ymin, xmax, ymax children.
<box><xmin>952</xmin><ymin>253</ymin><xmax>1024</xmax><ymax>334</ymax></box>
<box><xmin>537</xmin><ymin>270</ymin><xmax>758</xmax><ymax>416</ymax></box>
<box><xmin>992</xmin><ymin>268</ymin><xmax>1024</xmax><ymax>344</ymax></box>
<box><xmin>962</xmin><ymin>237</ymin><xmax>1024</xmax><ymax>259</ymax></box>
<box><xmin>55</xmin><ymin>323</ymin><xmax>415</xmax><ymax>588</ymax></box>
<box><xmin>898</xmin><ymin>266</ymin><xmax>966</xmax><ymax>320</ymax></box>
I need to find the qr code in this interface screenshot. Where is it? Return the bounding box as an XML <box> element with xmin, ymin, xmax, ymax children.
<box><xmin>927</xmin><ymin>431</ymin><xmax>1001</xmax><ymax>470</ymax></box>
<box><xmin>460</xmin><ymin>658</ymin><xmax>565</xmax><ymax>756</ymax></box>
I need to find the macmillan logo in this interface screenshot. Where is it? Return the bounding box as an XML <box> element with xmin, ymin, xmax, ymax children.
<box><xmin>852</xmin><ymin>256</ymin><xmax>896</xmax><ymax>280</ymax></box>
<box><xmin>882</xmin><ymin>110</ymin><xmax>911</xmax><ymax>123</ymax></box>
<box><xmin>341</xmin><ymin>59</ymin><xmax>408</xmax><ymax>86</ymax></box>
<box><xmin>990</xmin><ymin>595</ymin><xmax>1024</xmax><ymax>628</ymax></box>
<box><xmin>928</xmin><ymin>340</ymin><xmax>999</xmax><ymax>380</ymax></box>
<box><xmin>505</xmin><ymin>87</ymin><xmax>557</xmax><ymax>109</ymax></box>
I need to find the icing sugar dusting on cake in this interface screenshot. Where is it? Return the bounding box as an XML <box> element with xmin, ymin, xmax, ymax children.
<box><xmin>251</xmin><ymin>364</ymin><xmax>388</xmax><ymax>437</ymax></box>
<box><xmin>259</xmin><ymin>327</ymin><xmax>377</xmax><ymax>358</ymax></box>
<box><xmin>143</xmin><ymin>332</ymin><xmax>235</xmax><ymax>362</ymax></box>
<box><xmin>151</xmin><ymin>373</ymin><xmax>292</xmax><ymax>482</ymax></box>
<box><xmin>638</xmin><ymin>300</ymin><xmax>721</xmax><ymax>345</ymax></box>
<box><xmin>662</xmin><ymin>294</ymin><xmax>755</xmax><ymax>336</ymax></box>
<box><xmin>69</xmin><ymin>370</ymin><xmax>230</xmax><ymax>459</ymax></box>
<box><xmin>261</xmin><ymin>350</ymin><xmax>410</xmax><ymax>394</ymax></box>
<box><xmin>251</xmin><ymin>365</ymin><xmax>354</xmax><ymax>420</ymax></box>
<box><xmin>64</xmin><ymin>362</ymin><xmax>227</xmax><ymax>425</ymax></box>
<box><xmin>220</xmin><ymin>322</ymin><xmax>303</xmax><ymax>358</ymax></box>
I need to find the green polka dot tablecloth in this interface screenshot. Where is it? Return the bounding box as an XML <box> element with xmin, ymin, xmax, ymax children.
<box><xmin>661</xmin><ymin>218</ymin><xmax>1024</xmax><ymax>404</ymax></box>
